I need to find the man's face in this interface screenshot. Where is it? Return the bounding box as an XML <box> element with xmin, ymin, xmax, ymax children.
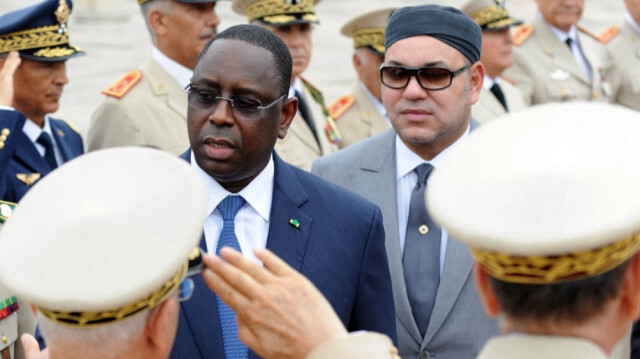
<box><xmin>626</xmin><ymin>0</ymin><xmax>640</xmax><ymax>25</ymax></box>
<box><xmin>382</xmin><ymin>36</ymin><xmax>483</xmax><ymax>160</ymax></box>
<box><xmin>162</xmin><ymin>1</ymin><xmax>219</xmax><ymax>69</ymax></box>
<box><xmin>535</xmin><ymin>0</ymin><xmax>584</xmax><ymax>32</ymax></box>
<box><xmin>187</xmin><ymin>39</ymin><xmax>294</xmax><ymax>192</ymax></box>
<box><xmin>270</xmin><ymin>23</ymin><xmax>313</xmax><ymax>81</ymax></box>
<box><xmin>481</xmin><ymin>28</ymin><xmax>514</xmax><ymax>79</ymax></box>
<box><xmin>353</xmin><ymin>47</ymin><xmax>385</xmax><ymax>101</ymax></box>
<box><xmin>11</xmin><ymin>58</ymin><xmax>68</xmax><ymax>125</ymax></box>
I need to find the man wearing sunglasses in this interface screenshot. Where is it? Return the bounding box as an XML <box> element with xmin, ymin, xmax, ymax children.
<box><xmin>313</xmin><ymin>5</ymin><xmax>498</xmax><ymax>359</ymax></box>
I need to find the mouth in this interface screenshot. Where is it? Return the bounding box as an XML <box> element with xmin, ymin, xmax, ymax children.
<box><xmin>202</xmin><ymin>137</ymin><xmax>235</xmax><ymax>160</ymax></box>
<box><xmin>400</xmin><ymin>108</ymin><xmax>433</xmax><ymax>122</ymax></box>
<box><xmin>201</xmin><ymin>31</ymin><xmax>217</xmax><ymax>41</ymax></box>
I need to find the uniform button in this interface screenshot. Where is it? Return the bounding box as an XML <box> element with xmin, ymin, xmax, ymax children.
<box><xmin>1</xmin><ymin>335</ymin><xmax>8</xmax><ymax>344</ymax></box>
<box><xmin>420</xmin><ymin>351</ymin><xmax>430</xmax><ymax>359</ymax></box>
<box><xmin>1</xmin><ymin>129</ymin><xmax>9</xmax><ymax>136</ymax></box>
<box><xmin>0</xmin><ymin>142</ymin><xmax>5</xmax><ymax>150</ymax></box>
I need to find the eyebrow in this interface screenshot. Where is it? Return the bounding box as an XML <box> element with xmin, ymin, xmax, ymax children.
<box><xmin>386</xmin><ymin>60</ymin><xmax>449</xmax><ymax>68</ymax></box>
<box><xmin>190</xmin><ymin>78</ymin><xmax>263</xmax><ymax>98</ymax></box>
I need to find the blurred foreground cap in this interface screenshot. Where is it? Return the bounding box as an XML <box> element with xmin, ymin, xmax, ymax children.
<box><xmin>0</xmin><ymin>147</ymin><xmax>206</xmax><ymax>326</ymax></box>
<box><xmin>233</xmin><ymin>0</ymin><xmax>321</xmax><ymax>26</ymax></box>
<box><xmin>340</xmin><ymin>7</ymin><xmax>395</xmax><ymax>55</ymax></box>
<box><xmin>427</xmin><ymin>102</ymin><xmax>640</xmax><ymax>284</ymax></box>
<box><xmin>461</xmin><ymin>0</ymin><xmax>523</xmax><ymax>31</ymax></box>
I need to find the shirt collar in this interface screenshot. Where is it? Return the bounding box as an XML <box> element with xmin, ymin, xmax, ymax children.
<box><xmin>483</xmin><ymin>75</ymin><xmax>499</xmax><ymax>90</ymax></box>
<box><xmin>396</xmin><ymin>125</ymin><xmax>471</xmax><ymax>180</ymax></box>
<box><xmin>191</xmin><ymin>151</ymin><xmax>274</xmax><ymax>222</ymax></box>
<box><xmin>152</xmin><ymin>47</ymin><xmax>193</xmax><ymax>89</ymax></box>
<box><xmin>22</xmin><ymin>116</ymin><xmax>54</xmax><ymax>144</ymax></box>
<box><xmin>358</xmin><ymin>81</ymin><xmax>387</xmax><ymax>118</ymax></box>
<box><xmin>626</xmin><ymin>11</ymin><xmax>640</xmax><ymax>34</ymax></box>
<box><xmin>288</xmin><ymin>76</ymin><xmax>304</xmax><ymax>98</ymax></box>
<box><xmin>545</xmin><ymin>16</ymin><xmax>578</xmax><ymax>43</ymax></box>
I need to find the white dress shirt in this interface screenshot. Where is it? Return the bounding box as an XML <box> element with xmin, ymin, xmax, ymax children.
<box><xmin>22</xmin><ymin>115</ymin><xmax>63</xmax><ymax>166</ymax></box>
<box><xmin>548</xmin><ymin>23</ymin><xmax>593</xmax><ymax>82</ymax></box>
<box><xmin>191</xmin><ymin>151</ymin><xmax>274</xmax><ymax>264</ymax></box>
<box><xmin>395</xmin><ymin>126</ymin><xmax>470</xmax><ymax>274</ymax></box>
<box><xmin>152</xmin><ymin>47</ymin><xmax>193</xmax><ymax>89</ymax></box>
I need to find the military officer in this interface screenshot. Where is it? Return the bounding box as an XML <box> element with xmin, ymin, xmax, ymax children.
<box><xmin>87</xmin><ymin>0</ymin><xmax>224</xmax><ymax>155</ymax></box>
<box><xmin>328</xmin><ymin>8</ymin><xmax>394</xmax><ymax>148</ymax></box>
<box><xmin>502</xmin><ymin>0</ymin><xmax>611</xmax><ymax>105</ymax></box>
<box><xmin>232</xmin><ymin>0</ymin><xmax>338</xmax><ymax>171</ymax></box>
<box><xmin>461</xmin><ymin>0</ymin><xmax>527</xmax><ymax>124</ymax></box>
<box><xmin>604</xmin><ymin>0</ymin><xmax>640</xmax><ymax>112</ymax></box>
<box><xmin>0</xmin><ymin>0</ymin><xmax>86</xmax><ymax>356</ymax></box>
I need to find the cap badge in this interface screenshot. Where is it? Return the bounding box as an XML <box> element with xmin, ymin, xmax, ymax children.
<box><xmin>55</xmin><ymin>0</ymin><xmax>70</xmax><ymax>35</ymax></box>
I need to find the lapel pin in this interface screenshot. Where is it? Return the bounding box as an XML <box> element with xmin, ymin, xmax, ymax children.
<box><xmin>419</xmin><ymin>224</ymin><xmax>429</xmax><ymax>235</ymax></box>
<box><xmin>289</xmin><ymin>218</ymin><xmax>300</xmax><ymax>229</ymax></box>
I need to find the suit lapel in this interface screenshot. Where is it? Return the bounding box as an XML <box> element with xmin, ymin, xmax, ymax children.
<box><xmin>353</xmin><ymin>85</ymin><xmax>389</xmax><ymax>137</ymax></box>
<box><xmin>479</xmin><ymin>89</ymin><xmax>506</xmax><ymax>118</ymax></box>
<box><xmin>14</xmin><ymin>133</ymin><xmax>50</xmax><ymax>176</ymax></box>
<box><xmin>351</xmin><ymin>131</ymin><xmax>422</xmax><ymax>343</ymax></box>
<box><xmin>422</xmin><ymin>237</ymin><xmax>473</xmax><ymax>346</ymax></box>
<box><xmin>49</xmin><ymin>120</ymin><xmax>75</xmax><ymax>163</ymax></box>
<box><xmin>265</xmin><ymin>154</ymin><xmax>311</xmax><ymax>272</ymax></box>
<box><xmin>144</xmin><ymin>58</ymin><xmax>188</xmax><ymax>120</ymax></box>
<box><xmin>287</xmin><ymin>111</ymin><xmax>322</xmax><ymax>154</ymax></box>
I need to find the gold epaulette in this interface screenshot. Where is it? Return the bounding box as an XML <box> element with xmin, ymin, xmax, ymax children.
<box><xmin>512</xmin><ymin>24</ymin><xmax>533</xmax><ymax>46</ymax></box>
<box><xmin>576</xmin><ymin>24</ymin><xmax>612</xmax><ymax>43</ymax></box>
<box><xmin>62</xmin><ymin>120</ymin><xmax>81</xmax><ymax>135</ymax></box>
<box><xmin>598</xmin><ymin>26</ymin><xmax>620</xmax><ymax>44</ymax></box>
<box><xmin>329</xmin><ymin>94</ymin><xmax>355</xmax><ymax>120</ymax></box>
<box><xmin>101</xmin><ymin>70</ymin><xmax>143</xmax><ymax>99</ymax></box>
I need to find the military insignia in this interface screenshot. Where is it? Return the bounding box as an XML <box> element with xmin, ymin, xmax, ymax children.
<box><xmin>512</xmin><ymin>24</ymin><xmax>533</xmax><ymax>46</ymax></box>
<box><xmin>324</xmin><ymin>116</ymin><xmax>341</xmax><ymax>144</ymax></box>
<box><xmin>16</xmin><ymin>173</ymin><xmax>42</xmax><ymax>186</ymax></box>
<box><xmin>55</xmin><ymin>0</ymin><xmax>70</xmax><ymax>34</ymax></box>
<box><xmin>289</xmin><ymin>218</ymin><xmax>300</xmax><ymax>229</ymax></box>
<box><xmin>102</xmin><ymin>70</ymin><xmax>143</xmax><ymax>99</ymax></box>
<box><xmin>598</xmin><ymin>26</ymin><xmax>620</xmax><ymax>44</ymax></box>
<box><xmin>0</xmin><ymin>201</ymin><xmax>16</xmax><ymax>223</ymax></box>
<box><xmin>56</xmin><ymin>128</ymin><xmax>65</xmax><ymax>137</ymax></box>
<box><xmin>550</xmin><ymin>69</ymin><xmax>570</xmax><ymax>82</ymax></box>
<box><xmin>329</xmin><ymin>94</ymin><xmax>355</xmax><ymax>120</ymax></box>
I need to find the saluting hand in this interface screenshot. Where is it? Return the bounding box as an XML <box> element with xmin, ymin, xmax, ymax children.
<box><xmin>0</xmin><ymin>51</ymin><xmax>21</xmax><ymax>107</ymax></box>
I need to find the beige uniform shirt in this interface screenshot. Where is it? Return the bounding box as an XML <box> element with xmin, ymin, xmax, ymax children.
<box><xmin>476</xmin><ymin>335</ymin><xmax>608</xmax><ymax>359</ymax></box>
<box><xmin>87</xmin><ymin>57</ymin><xmax>189</xmax><ymax>156</ymax></box>
<box><xmin>0</xmin><ymin>284</ymin><xmax>36</xmax><ymax>359</ymax></box>
<box><xmin>503</xmin><ymin>16</ymin><xmax>610</xmax><ymax>106</ymax></box>
<box><xmin>275</xmin><ymin>77</ymin><xmax>338</xmax><ymax>171</ymax></box>
<box><xmin>472</xmin><ymin>79</ymin><xmax>527</xmax><ymax>124</ymax></box>
<box><xmin>605</xmin><ymin>19</ymin><xmax>640</xmax><ymax>111</ymax></box>
<box><xmin>330</xmin><ymin>83</ymin><xmax>390</xmax><ymax>149</ymax></box>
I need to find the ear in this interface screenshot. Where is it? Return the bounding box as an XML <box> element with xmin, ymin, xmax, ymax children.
<box><xmin>148</xmin><ymin>8</ymin><xmax>169</xmax><ymax>37</ymax></box>
<box><xmin>474</xmin><ymin>263</ymin><xmax>500</xmax><ymax>318</ymax></box>
<box><xmin>278</xmin><ymin>97</ymin><xmax>297</xmax><ymax>139</ymax></box>
<box><xmin>619</xmin><ymin>254</ymin><xmax>640</xmax><ymax>321</ymax></box>
<box><xmin>144</xmin><ymin>299</ymin><xmax>180</xmax><ymax>357</ymax></box>
<box><xmin>468</xmin><ymin>62</ymin><xmax>485</xmax><ymax>105</ymax></box>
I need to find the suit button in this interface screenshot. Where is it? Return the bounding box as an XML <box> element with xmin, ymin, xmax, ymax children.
<box><xmin>0</xmin><ymin>141</ymin><xmax>5</xmax><ymax>150</ymax></box>
<box><xmin>1</xmin><ymin>335</ymin><xmax>8</xmax><ymax>344</ymax></box>
<box><xmin>420</xmin><ymin>351</ymin><xmax>431</xmax><ymax>359</ymax></box>
<box><xmin>1</xmin><ymin>129</ymin><xmax>9</xmax><ymax>136</ymax></box>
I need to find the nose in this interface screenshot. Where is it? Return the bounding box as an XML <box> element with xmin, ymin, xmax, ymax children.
<box><xmin>52</xmin><ymin>62</ymin><xmax>68</xmax><ymax>86</ymax></box>
<box><xmin>206</xmin><ymin>7</ymin><xmax>220</xmax><ymax>28</ymax></box>
<box><xmin>208</xmin><ymin>98</ymin><xmax>234</xmax><ymax>126</ymax></box>
<box><xmin>403</xmin><ymin>75</ymin><xmax>428</xmax><ymax>101</ymax></box>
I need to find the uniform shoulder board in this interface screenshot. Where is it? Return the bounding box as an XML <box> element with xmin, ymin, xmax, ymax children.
<box><xmin>329</xmin><ymin>94</ymin><xmax>355</xmax><ymax>120</ymax></box>
<box><xmin>61</xmin><ymin>120</ymin><xmax>81</xmax><ymax>135</ymax></box>
<box><xmin>576</xmin><ymin>24</ymin><xmax>607</xmax><ymax>43</ymax></box>
<box><xmin>513</xmin><ymin>24</ymin><xmax>533</xmax><ymax>46</ymax></box>
<box><xmin>102</xmin><ymin>70</ymin><xmax>143</xmax><ymax>99</ymax></box>
<box><xmin>598</xmin><ymin>26</ymin><xmax>620</xmax><ymax>44</ymax></box>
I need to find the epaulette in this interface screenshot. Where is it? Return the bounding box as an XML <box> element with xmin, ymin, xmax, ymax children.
<box><xmin>62</xmin><ymin>120</ymin><xmax>81</xmax><ymax>135</ymax></box>
<box><xmin>598</xmin><ymin>26</ymin><xmax>620</xmax><ymax>44</ymax></box>
<box><xmin>329</xmin><ymin>94</ymin><xmax>355</xmax><ymax>120</ymax></box>
<box><xmin>0</xmin><ymin>200</ymin><xmax>16</xmax><ymax>223</ymax></box>
<box><xmin>102</xmin><ymin>70</ymin><xmax>143</xmax><ymax>99</ymax></box>
<box><xmin>513</xmin><ymin>24</ymin><xmax>533</xmax><ymax>46</ymax></box>
<box><xmin>576</xmin><ymin>24</ymin><xmax>613</xmax><ymax>44</ymax></box>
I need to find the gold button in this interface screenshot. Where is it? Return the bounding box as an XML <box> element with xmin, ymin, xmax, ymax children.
<box><xmin>1</xmin><ymin>128</ymin><xmax>9</xmax><ymax>136</ymax></box>
<box><xmin>0</xmin><ymin>142</ymin><xmax>5</xmax><ymax>150</ymax></box>
<box><xmin>0</xmin><ymin>135</ymin><xmax>6</xmax><ymax>142</ymax></box>
<box><xmin>1</xmin><ymin>335</ymin><xmax>8</xmax><ymax>344</ymax></box>
<box><xmin>419</xmin><ymin>225</ymin><xmax>429</xmax><ymax>235</ymax></box>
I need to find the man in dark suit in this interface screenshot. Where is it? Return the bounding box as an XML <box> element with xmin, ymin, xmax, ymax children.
<box><xmin>312</xmin><ymin>5</ymin><xmax>498</xmax><ymax>359</ymax></box>
<box><xmin>0</xmin><ymin>0</ymin><xmax>84</xmax><ymax>206</ymax></box>
<box><xmin>170</xmin><ymin>24</ymin><xmax>396</xmax><ymax>359</ymax></box>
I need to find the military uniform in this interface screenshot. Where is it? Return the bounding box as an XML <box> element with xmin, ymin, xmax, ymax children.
<box><xmin>88</xmin><ymin>57</ymin><xmax>189</xmax><ymax>156</ymax></box>
<box><xmin>276</xmin><ymin>77</ymin><xmax>337</xmax><ymax>171</ymax></box>
<box><xmin>473</xmin><ymin>80</ymin><xmax>526</xmax><ymax>124</ymax></box>
<box><xmin>329</xmin><ymin>84</ymin><xmax>389</xmax><ymax>149</ymax></box>
<box><xmin>605</xmin><ymin>19</ymin><xmax>640</xmax><ymax>111</ymax></box>
<box><xmin>476</xmin><ymin>335</ymin><xmax>608</xmax><ymax>359</ymax></box>
<box><xmin>503</xmin><ymin>16</ymin><xmax>610</xmax><ymax>106</ymax></box>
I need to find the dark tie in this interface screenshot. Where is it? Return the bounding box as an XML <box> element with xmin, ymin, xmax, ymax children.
<box><xmin>565</xmin><ymin>37</ymin><xmax>573</xmax><ymax>52</ymax></box>
<box><xmin>403</xmin><ymin>163</ymin><xmax>441</xmax><ymax>337</ymax></box>
<box><xmin>294</xmin><ymin>89</ymin><xmax>320</xmax><ymax>146</ymax></box>
<box><xmin>36</xmin><ymin>132</ymin><xmax>58</xmax><ymax>170</ymax></box>
<box><xmin>490</xmin><ymin>83</ymin><xmax>509</xmax><ymax>112</ymax></box>
<box><xmin>215</xmin><ymin>195</ymin><xmax>249</xmax><ymax>359</ymax></box>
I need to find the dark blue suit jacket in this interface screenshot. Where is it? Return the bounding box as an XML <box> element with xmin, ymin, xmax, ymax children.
<box><xmin>171</xmin><ymin>151</ymin><xmax>397</xmax><ymax>359</ymax></box>
<box><xmin>0</xmin><ymin>110</ymin><xmax>84</xmax><ymax>203</ymax></box>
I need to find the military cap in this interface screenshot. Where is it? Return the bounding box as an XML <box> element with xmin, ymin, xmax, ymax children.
<box><xmin>340</xmin><ymin>8</ymin><xmax>395</xmax><ymax>55</ymax></box>
<box><xmin>427</xmin><ymin>102</ymin><xmax>640</xmax><ymax>284</ymax></box>
<box><xmin>233</xmin><ymin>0</ymin><xmax>321</xmax><ymax>27</ymax></box>
<box><xmin>0</xmin><ymin>0</ymin><xmax>84</xmax><ymax>61</ymax></box>
<box><xmin>0</xmin><ymin>147</ymin><xmax>206</xmax><ymax>327</ymax></box>
<box><xmin>138</xmin><ymin>0</ymin><xmax>223</xmax><ymax>5</ymax></box>
<box><xmin>461</xmin><ymin>0</ymin><xmax>523</xmax><ymax>31</ymax></box>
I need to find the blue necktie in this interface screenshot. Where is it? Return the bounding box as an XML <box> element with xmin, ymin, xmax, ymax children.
<box><xmin>216</xmin><ymin>195</ymin><xmax>248</xmax><ymax>359</ymax></box>
<box><xmin>36</xmin><ymin>132</ymin><xmax>58</xmax><ymax>170</ymax></box>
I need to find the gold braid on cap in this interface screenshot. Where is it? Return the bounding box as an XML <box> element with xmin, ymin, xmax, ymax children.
<box><xmin>470</xmin><ymin>6</ymin><xmax>513</xmax><ymax>29</ymax></box>
<box><xmin>472</xmin><ymin>232</ymin><xmax>640</xmax><ymax>284</ymax></box>
<box><xmin>37</xmin><ymin>262</ymin><xmax>187</xmax><ymax>327</ymax></box>
<box><xmin>247</xmin><ymin>0</ymin><xmax>316</xmax><ymax>23</ymax></box>
<box><xmin>352</xmin><ymin>28</ymin><xmax>385</xmax><ymax>54</ymax></box>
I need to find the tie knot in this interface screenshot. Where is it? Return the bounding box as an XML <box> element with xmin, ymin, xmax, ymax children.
<box><xmin>37</xmin><ymin>132</ymin><xmax>53</xmax><ymax>149</ymax></box>
<box><xmin>414</xmin><ymin>163</ymin><xmax>434</xmax><ymax>185</ymax></box>
<box><xmin>218</xmin><ymin>196</ymin><xmax>246</xmax><ymax>221</ymax></box>
<box><xmin>565</xmin><ymin>37</ymin><xmax>573</xmax><ymax>49</ymax></box>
